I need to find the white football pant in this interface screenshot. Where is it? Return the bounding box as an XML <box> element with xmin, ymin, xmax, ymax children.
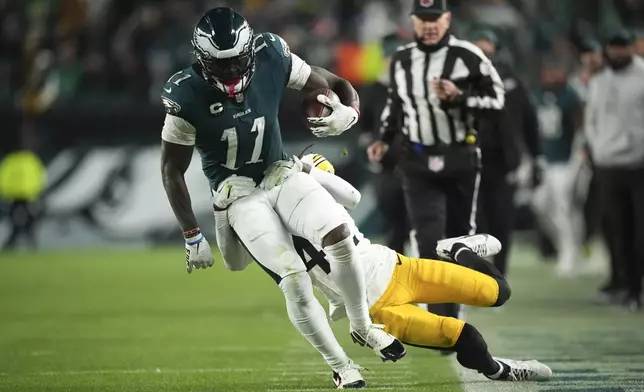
<box><xmin>532</xmin><ymin>162</ymin><xmax>585</xmax><ymax>275</ymax></box>
<box><xmin>270</xmin><ymin>172</ymin><xmax>372</xmax><ymax>333</ymax></box>
<box><xmin>228</xmin><ymin>188</ymin><xmax>350</xmax><ymax>371</ymax></box>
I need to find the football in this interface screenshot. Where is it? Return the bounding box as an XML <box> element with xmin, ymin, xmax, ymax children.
<box><xmin>303</xmin><ymin>88</ymin><xmax>340</xmax><ymax>129</ymax></box>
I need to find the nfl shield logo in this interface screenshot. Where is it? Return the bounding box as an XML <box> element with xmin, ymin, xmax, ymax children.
<box><xmin>428</xmin><ymin>156</ymin><xmax>444</xmax><ymax>172</ymax></box>
<box><xmin>420</xmin><ymin>0</ymin><xmax>434</xmax><ymax>7</ymax></box>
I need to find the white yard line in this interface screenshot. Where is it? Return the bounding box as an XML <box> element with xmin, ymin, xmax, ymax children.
<box><xmin>268</xmin><ymin>388</ymin><xmax>401</xmax><ymax>392</ymax></box>
<box><xmin>268</xmin><ymin>374</ymin><xmax>412</xmax><ymax>382</ymax></box>
<box><xmin>0</xmin><ymin>367</ymin><xmax>422</xmax><ymax>378</ymax></box>
<box><xmin>1</xmin><ymin>368</ymin><xmax>287</xmax><ymax>377</ymax></box>
<box><xmin>268</xmin><ymin>384</ymin><xmax>417</xmax><ymax>392</ymax></box>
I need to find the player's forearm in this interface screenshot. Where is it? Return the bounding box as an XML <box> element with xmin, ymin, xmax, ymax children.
<box><xmin>161</xmin><ymin>168</ymin><xmax>199</xmax><ymax>232</ymax></box>
<box><xmin>308</xmin><ymin>167</ymin><xmax>361</xmax><ymax>209</ymax></box>
<box><xmin>161</xmin><ymin>141</ymin><xmax>198</xmax><ymax>233</ymax></box>
<box><xmin>332</xmin><ymin>78</ymin><xmax>360</xmax><ymax>111</ymax></box>
<box><xmin>306</xmin><ymin>66</ymin><xmax>359</xmax><ymax>110</ymax></box>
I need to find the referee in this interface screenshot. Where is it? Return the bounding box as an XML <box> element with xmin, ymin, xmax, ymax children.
<box><xmin>367</xmin><ymin>0</ymin><xmax>505</xmax><ymax>319</ymax></box>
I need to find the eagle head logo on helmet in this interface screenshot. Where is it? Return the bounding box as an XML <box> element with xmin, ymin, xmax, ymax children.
<box><xmin>191</xmin><ymin>7</ymin><xmax>256</xmax><ymax>99</ymax></box>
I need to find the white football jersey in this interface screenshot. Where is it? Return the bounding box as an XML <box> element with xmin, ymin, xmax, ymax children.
<box><xmin>307</xmin><ymin>208</ymin><xmax>397</xmax><ymax>312</ymax></box>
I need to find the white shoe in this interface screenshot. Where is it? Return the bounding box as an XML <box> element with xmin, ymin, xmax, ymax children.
<box><xmin>350</xmin><ymin>324</ymin><xmax>407</xmax><ymax>362</ymax></box>
<box><xmin>332</xmin><ymin>360</ymin><xmax>365</xmax><ymax>389</ymax></box>
<box><xmin>436</xmin><ymin>234</ymin><xmax>502</xmax><ymax>261</ymax></box>
<box><xmin>493</xmin><ymin>358</ymin><xmax>552</xmax><ymax>381</ymax></box>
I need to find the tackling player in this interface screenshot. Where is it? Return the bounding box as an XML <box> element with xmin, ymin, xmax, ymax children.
<box><xmin>160</xmin><ymin>7</ymin><xmax>403</xmax><ymax>389</ymax></box>
<box><xmin>215</xmin><ymin>154</ymin><xmax>553</xmax><ymax>385</ymax></box>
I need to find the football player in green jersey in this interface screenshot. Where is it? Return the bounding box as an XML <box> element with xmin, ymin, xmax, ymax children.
<box><xmin>160</xmin><ymin>7</ymin><xmax>405</xmax><ymax>388</ymax></box>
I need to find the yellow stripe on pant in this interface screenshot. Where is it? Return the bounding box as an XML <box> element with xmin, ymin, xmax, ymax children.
<box><xmin>369</xmin><ymin>254</ymin><xmax>500</xmax><ymax>348</ymax></box>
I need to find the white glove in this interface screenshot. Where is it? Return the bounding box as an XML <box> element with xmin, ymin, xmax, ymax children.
<box><xmin>260</xmin><ymin>157</ymin><xmax>303</xmax><ymax>191</ymax></box>
<box><xmin>185</xmin><ymin>233</ymin><xmax>214</xmax><ymax>273</ymax></box>
<box><xmin>213</xmin><ymin>175</ymin><xmax>257</xmax><ymax>210</ymax></box>
<box><xmin>307</xmin><ymin>95</ymin><xmax>359</xmax><ymax>138</ymax></box>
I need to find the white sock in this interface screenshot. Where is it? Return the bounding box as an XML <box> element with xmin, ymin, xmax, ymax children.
<box><xmin>324</xmin><ymin>236</ymin><xmax>371</xmax><ymax>334</ymax></box>
<box><xmin>280</xmin><ymin>272</ymin><xmax>349</xmax><ymax>370</ymax></box>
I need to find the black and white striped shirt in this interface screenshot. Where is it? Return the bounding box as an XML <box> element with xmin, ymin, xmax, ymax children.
<box><xmin>380</xmin><ymin>35</ymin><xmax>505</xmax><ymax>146</ymax></box>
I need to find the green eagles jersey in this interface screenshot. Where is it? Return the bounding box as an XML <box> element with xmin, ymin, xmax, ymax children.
<box><xmin>161</xmin><ymin>33</ymin><xmax>293</xmax><ymax>189</ymax></box>
<box><xmin>535</xmin><ymin>84</ymin><xmax>581</xmax><ymax>163</ymax></box>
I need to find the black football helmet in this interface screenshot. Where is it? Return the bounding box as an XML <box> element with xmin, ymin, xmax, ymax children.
<box><xmin>192</xmin><ymin>7</ymin><xmax>255</xmax><ymax>97</ymax></box>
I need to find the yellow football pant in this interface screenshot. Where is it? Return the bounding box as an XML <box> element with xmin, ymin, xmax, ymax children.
<box><xmin>369</xmin><ymin>254</ymin><xmax>500</xmax><ymax>348</ymax></box>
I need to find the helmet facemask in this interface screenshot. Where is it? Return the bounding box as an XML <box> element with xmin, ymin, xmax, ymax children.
<box><xmin>194</xmin><ymin>49</ymin><xmax>256</xmax><ymax>97</ymax></box>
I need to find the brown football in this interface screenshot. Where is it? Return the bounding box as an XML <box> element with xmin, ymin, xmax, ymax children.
<box><xmin>302</xmin><ymin>88</ymin><xmax>340</xmax><ymax>130</ymax></box>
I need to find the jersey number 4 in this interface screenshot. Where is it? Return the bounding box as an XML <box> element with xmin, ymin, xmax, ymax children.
<box><xmin>221</xmin><ymin>116</ymin><xmax>265</xmax><ymax>170</ymax></box>
<box><xmin>293</xmin><ymin>236</ymin><xmax>331</xmax><ymax>274</ymax></box>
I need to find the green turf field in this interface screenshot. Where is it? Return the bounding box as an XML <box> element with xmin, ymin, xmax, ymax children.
<box><xmin>0</xmin><ymin>245</ymin><xmax>642</xmax><ymax>391</ymax></box>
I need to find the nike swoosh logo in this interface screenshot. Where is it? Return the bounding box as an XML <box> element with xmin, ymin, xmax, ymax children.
<box><xmin>164</xmin><ymin>87</ymin><xmax>172</xmax><ymax>93</ymax></box>
<box><xmin>396</xmin><ymin>256</ymin><xmax>402</xmax><ymax>265</ymax></box>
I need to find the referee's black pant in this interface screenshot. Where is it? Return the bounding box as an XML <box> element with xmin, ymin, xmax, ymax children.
<box><xmin>401</xmin><ymin>168</ymin><xmax>480</xmax><ymax>319</ymax></box>
<box><xmin>596</xmin><ymin>166</ymin><xmax>644</xmax><ymax>301</ymax></box>
<box><xmin>477</xmin><ymin>159</ymin><xmax>515</xmax><ymax>276</ymax></box>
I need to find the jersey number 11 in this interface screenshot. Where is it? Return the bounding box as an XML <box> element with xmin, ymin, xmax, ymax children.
<box><xmin>221</xmin><ymin>116</ymin><xmax>266</xmax><ymax>170</ymax></box>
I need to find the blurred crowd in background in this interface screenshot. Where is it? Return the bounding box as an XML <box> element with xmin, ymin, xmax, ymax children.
<box><xmin>1</xmin><ymin>0</ymin><xmax>644</xmax><ymax>306</ymax></box>
<box><xmin>2</xmin><ymin>0</ymin><xmax>643</xmax><ymax>117</ymax></box>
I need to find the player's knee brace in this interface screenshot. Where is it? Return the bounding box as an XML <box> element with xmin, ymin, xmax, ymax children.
<box><xmin>493</xmin><ymin>278</ymin><xmax>511</xmax><ymax>307</ymax></box>
<box><xmin>279</xmin><ymin>271</ymin><xmax>316</xmax><ymax>304</ymax></box>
